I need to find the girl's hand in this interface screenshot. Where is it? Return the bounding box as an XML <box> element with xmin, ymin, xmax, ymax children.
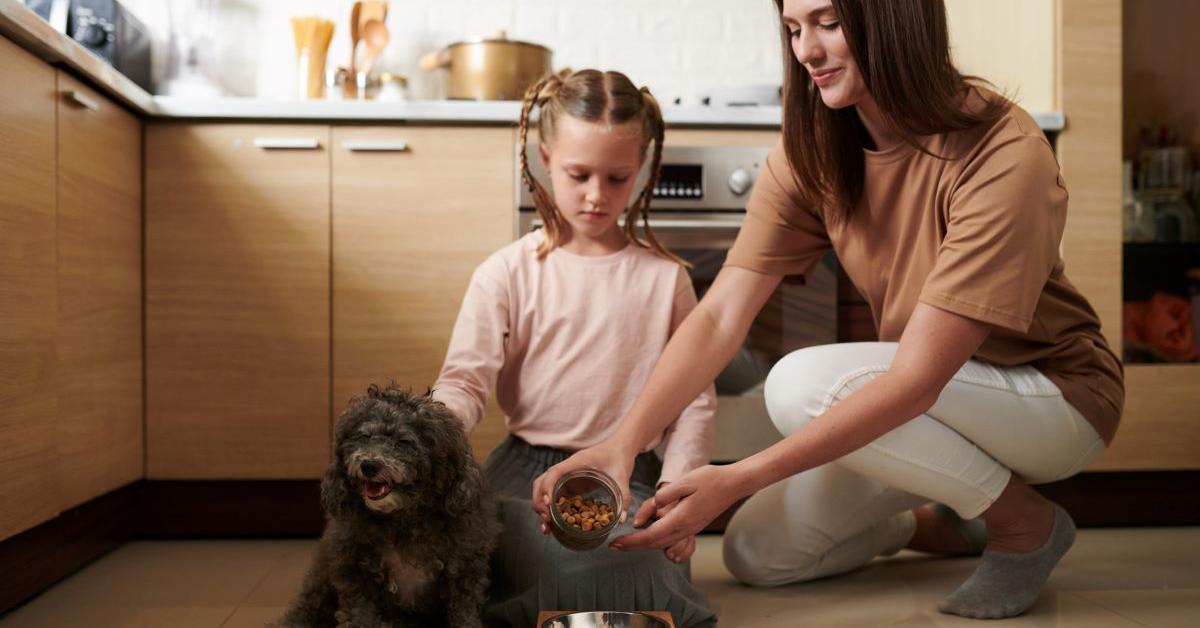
<box><xmin>611</xmin><ymin>465</ymin><xmax>740</xmax><ymax>551</ymax></box>
<box><xmin>650</xmin><ymin>482</ymin><xmax>697</xmax><ymax>563</ymax></box>
<box><xmin>665</xmin><ymin>535</ymin><xmax>696</xmax><ymax>563</ymax></box>
<box><xmin>531</xmin><ymin>441</ymin><xmax>636</xmax><ymax>533</ymax></box>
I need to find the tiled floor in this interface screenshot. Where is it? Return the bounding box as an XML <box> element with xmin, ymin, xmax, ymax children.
<box><xmin>1</xmin><ymin>528</ymin><xmax>1197</xmax><ymax>627</ymax></box>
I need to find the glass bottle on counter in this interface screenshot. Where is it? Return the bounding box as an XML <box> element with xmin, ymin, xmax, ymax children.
<box><xmin>1124</xmin><ymin>160</ymin><xmax>1156</xmax><ymax>242</ymax></box>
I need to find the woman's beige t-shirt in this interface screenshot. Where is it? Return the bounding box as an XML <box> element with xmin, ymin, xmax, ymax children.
<box><xmin>725</xmin><ymin>104</ymin><xmax>1123</xmax><ymax>443</ymax></box>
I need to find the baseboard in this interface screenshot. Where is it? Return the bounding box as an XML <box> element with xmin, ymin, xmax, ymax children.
<box><xmin>135</xmin><ymin>480</ymin><xmax>323</xmax><ymax>538</ymax></box>
<box><xmin>0</xmin><ymin>479</ymin><xmax>321</xmax><ymax>616</ymax></box>
<box><xmin>0</xmin><ymin>483</ymin><xmax>137</xmax><ymax>613</ymax></box>
<box><xmin>2</xmin><ymin>472</ymin><xmax>1197</xmax><ymax>615</ymax></box>
<box><xmin>1034</xmin><ymin>470</ymin><xmax>1200</xmax><ymax>527</ymax></box>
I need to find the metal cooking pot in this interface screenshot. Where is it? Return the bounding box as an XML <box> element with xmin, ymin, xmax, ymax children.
<box><xmin>419</xmin><ymin>31</ymin><xmax>553</xmax><ymax>101</ymax></box>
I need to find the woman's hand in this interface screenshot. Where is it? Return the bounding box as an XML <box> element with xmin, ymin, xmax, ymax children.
<box><xmin>531</xmin><ymin>440</ymin><xmax>636</xmax><ymax>533</ymax></box>
<box><xmin>610</xmin><ymin>465</ymin><xmax>743</xmax><ymax>551</ymax></box>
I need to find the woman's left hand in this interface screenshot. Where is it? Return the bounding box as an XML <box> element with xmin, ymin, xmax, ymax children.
<box><xmin>609</xmin><ymin>465</ymin><xmax>742</xmax><ymax>551</ymax></box>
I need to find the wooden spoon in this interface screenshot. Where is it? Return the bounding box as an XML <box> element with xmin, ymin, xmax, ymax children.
<box><xmin>358</xmin><ymin>1</ymin><xmax>387</xmax><ymax>33</ymax></box>
<box><xmin>357</xmin><ymin>18</ymin><xmax>389</xmax><ymax>78</ymax></box>
<box><xmin>349</xmin><ymin>1</ymin><xmax>362</xmax><ymax>71</ymax></box>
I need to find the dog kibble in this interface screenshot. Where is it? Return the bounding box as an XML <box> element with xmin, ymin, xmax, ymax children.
<box><xmin>555</xmin><ymin>495</ymin><xmax>615</xmax><ymax>532</ymax></box>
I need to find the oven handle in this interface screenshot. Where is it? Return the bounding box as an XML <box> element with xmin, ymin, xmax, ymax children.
<box><xmin>529</xmin><ymin>217</ymin><xmax>743</xmax><ymax>230</ymax></box>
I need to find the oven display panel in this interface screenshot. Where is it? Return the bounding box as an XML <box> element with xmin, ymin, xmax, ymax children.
<box><xmin>653</xmin><ymin>164</ymin><xmax>703</xmax><ymax>199</ymax></box>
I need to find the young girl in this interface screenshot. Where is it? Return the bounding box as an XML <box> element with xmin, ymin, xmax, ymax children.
<box><xmin>431</xmin><ymin>70</ymin><xmax>717</xmax><ymax>628</ymax></box>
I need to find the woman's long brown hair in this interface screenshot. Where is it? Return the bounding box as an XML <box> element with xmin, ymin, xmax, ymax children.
<box><xmin>774</xmin><ymin>0</ymin><xmax>1010</xmax><ymax>221</ymax></box>
<box><xmin>517</xmin><ymin>69</ymin><xmax>686</xmax><ymax>265</ymax></box>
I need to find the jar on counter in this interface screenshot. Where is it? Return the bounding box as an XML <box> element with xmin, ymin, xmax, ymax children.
<box><xmin>376</xmin><ymin>72</ymin><xmax>409</xmax><ymax>102</ymax></box>
<box><xmin>548</xmin><ymin>468</ymin><xmax>623</xmax><ymax>551</ymax></box>
<box><xmin>326</xmin><ymin>67</ymin><xmax>350</xmax><ymax>101</ymax></box>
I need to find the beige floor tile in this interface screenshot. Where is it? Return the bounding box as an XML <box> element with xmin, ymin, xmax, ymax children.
<box><xmin>692</xmin><ymin>537</ymin><xmax>1151</xmax><ymax>628</ymax></box>
<box><xmin>0</xmin><ymin>604</ymin><xmax>235</xmax><ymax>628</ymax></box>
<box><xmin>1053</xmin><ymin>528</ymin><xmax>1200</xmax><ymax>591</ymax></box>
<box><xmin>118</xmin><ymin>606</ymin><xmax>237</xmax><ymax>628</ymax></box>
<box><xmin>1074</xmin><ymin>589</ymin><xmax>1200</xmax><ymax>628</ymax></box>
<box><xmin>240</xmin><ymin>541</ymin><xmax>316</xmax><ymax>607</ymax></box>
<box><xmin>21</xmin><ymin>541</ymin><xmax>286</xmax><ymax>607</ymax></box>
<box><xmin>0</xmin><ymin>541</ymin><xmax>282</xmax><ymax>628</ymax></box>
<box><xmin>2</xmin><ymin>529</ymin><xmax>1197</xmax><ymax>627</ymax></box>
<box><xmin>221</xmin><ymin>606</ymin><xmax>288</xmax><ymax>628</ymax></box>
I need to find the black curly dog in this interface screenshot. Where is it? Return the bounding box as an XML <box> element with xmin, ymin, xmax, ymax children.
<box><xmin>277</xmin><ymin>384</ymin><xmax>499</xmax><ymax>628</ymax></box>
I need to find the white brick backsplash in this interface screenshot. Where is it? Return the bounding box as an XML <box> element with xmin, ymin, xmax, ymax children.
<box><xmin>726</xmin><ymin>4</ymin><xmax>781</xmax><ymax>43</ymax></box>
<box><xmin>683</xmin><ymin>43</ymin><xmax>766</xmax><ymax>73</ymax></box>
<box><xmin>427</xmin><ymin>1</ymin><xmax>516</xmax><ymax>40</ymax></box>
<box><xmin>556</xmin><ymin>5</ymin><xmax>641</xmax><ymax>39</ymax></box>
<box><xmin>551</xmin><ymin>43</ymin><xmax>601</xmax><ymax>76</ymax></box>
<box><xmin>642</xmin><ymin>9</ymin><xmax>724</xmax><ymax>42</ymax></box>
<box><xmin>207</xmin><ymin>0</ymin><xmax>784</xmax><ymax>101</ymax></box>
<box><xmin>599</xmin><ymin>42</ymin><xmax>683</xmax><ymax>83</ymax></box>
<box><xmin>513</xmin><ymin>4</ymin><xmax>560</xmax><ymax>44</ymax></box>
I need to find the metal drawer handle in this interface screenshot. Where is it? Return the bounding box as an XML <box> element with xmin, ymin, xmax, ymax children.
<box><xmin>530</xmin><ymin>217</ymin><xmax>743</xmax><ymax>230</ymax></box>
<box><xmin>252</xmin><ymin>138</ymin><xmax>322</xmax><ymax>150</ymax></box>
<box><xmin>343</xmin><ymin>140</ymin><xmax>410</xmax><ymax>152</ymax></box>
<box><xmin>64</xmin><ymin>90</ymin><xmax>99</xmax><ymax>111</ymax></box>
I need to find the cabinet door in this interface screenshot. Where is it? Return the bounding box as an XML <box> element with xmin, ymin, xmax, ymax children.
<box><xmin>945</xmin><ymin>0</ymin><xmax>1058</xmax><ymax>113</ymax></box>
<box><xmin>55</xmin><ymin>72</ymin><xmax>144</xmax><ymax>507</ymax></box>
<box><xmin>331</xmin><ymin>126</ymin><xmax>512</xmax><ymax>458</ymax></box>
<box><xmin>146</xmin><ymin>124</ymin><xmax>331</xmax><ymax>479</ymax></box>
<box><xmin>0</xmin><ymin>37</ymin><xmax>59</xmax><ymax>540</ymax></box>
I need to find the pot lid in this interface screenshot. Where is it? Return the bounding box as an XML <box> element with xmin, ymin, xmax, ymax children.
<box><xmin>445</xmin><ymin>29</ymin><xmax>551</xmax><ymax>53</ymax></box>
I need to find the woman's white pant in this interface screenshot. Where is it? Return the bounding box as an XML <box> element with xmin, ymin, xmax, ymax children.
<box><xmin>722</xmin><ymin>342</ymin><xmax>1104</xmax><ymax>587</ymax></box>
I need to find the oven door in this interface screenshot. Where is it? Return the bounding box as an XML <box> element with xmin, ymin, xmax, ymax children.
<box><xmin>518</xmin><ymin>211</ymin><xmax>838</xmax><ymax>463</ymax></box>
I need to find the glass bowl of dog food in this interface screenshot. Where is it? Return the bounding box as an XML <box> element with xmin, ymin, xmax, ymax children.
<box><xmin>549</xmin><ymin>468</ymin><xmax>623</xmax><ymax>551</ymax></box>
<box><xmin>541</xmin><ymin>610</ymin><xmax>671</xmax><ymax>627</ymax></box>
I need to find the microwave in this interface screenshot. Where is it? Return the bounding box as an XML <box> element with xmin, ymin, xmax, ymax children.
<box><xmin>24</xmin><ymin>0</ymin><xmax>152</xmax><ymax>91</ymax></box>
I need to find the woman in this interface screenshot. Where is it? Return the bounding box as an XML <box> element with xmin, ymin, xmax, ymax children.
<box><xmin>531</xmin><ymin>0</ymin><xmax>1123</xmax><ymax>620</ymax></box>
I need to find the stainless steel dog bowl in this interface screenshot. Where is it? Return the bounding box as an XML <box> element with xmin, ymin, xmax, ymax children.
<box><xmin>540</xmin><ymin>611</ymin><xmax>671</xmax><ymax>628</ymax></box>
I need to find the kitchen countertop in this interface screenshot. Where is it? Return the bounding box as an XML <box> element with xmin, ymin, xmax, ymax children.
<box><xmin>0</xmin><ymin>0</ymin><xmax>1066</xmax><ymax>131</ymax></box>
<box><xmin>151</xmin><ymin>97</ymin><xmax>797</xmax><ymax>127</ymax></box>
<box><xmin>148</xmin><ymin>97</ymin><xmax>1065</xmax><ymax>130</ymax></box>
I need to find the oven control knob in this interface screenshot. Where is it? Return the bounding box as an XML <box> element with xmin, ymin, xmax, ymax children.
<box><xmin>728</xmin><ymin>168</ymin><xmax>753</xmax><ymax>196</ymax></box>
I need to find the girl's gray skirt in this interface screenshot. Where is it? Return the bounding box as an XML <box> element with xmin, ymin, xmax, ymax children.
<box><xmin>482</xmin><ymin>436</ymin><xmax>717</xmax><ymax>628</ymax></box>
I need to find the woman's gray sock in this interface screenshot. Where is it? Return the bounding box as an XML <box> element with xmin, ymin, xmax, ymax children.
<box><xmin>937</xmin><ymin>504</ymin><xmax>1076</xmax><ymax>619</ymax></box>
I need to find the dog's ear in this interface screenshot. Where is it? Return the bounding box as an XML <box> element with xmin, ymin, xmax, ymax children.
<box><xmin>320</xmin><ymin>460</ymin><xmax>351</xmax><ymax>518</ymax></box>
<box><xmin>446</xmin><ymin>460</ymin><xmax>483</xmax><ymax>518</ymax></box>
<box><xmin>415</xmin><ymin>396</ymin><xmax>483</xmax><ymax>517</ymax></box>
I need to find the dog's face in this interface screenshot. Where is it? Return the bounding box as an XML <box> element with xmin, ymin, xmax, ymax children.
<box><xmin>323</xmin><ymin>385</ymin><xmax>477</xmax><ymax>519</ymax></box>
<box><xmin>339</xmin><ymin>411</ymin><xmax>421</xmax><ymax>514</ymax></box>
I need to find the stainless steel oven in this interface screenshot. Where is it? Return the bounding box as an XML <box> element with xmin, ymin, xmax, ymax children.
<box><xmin>517</xmin><ymin>144</ymin><xmax>837</xmax><ymax>463</ymax></box>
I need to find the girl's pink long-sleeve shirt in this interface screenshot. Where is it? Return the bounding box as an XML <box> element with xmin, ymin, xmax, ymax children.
<box><xmin>432</xmin><ymin>231</ymin><xmax>715</xmax><ymax>484</ymax></box>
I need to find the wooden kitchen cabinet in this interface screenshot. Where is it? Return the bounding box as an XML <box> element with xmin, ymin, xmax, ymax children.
<box><xmin>145</xmin><ymin>124</ymin><xmax>331</xmax><ymax>479</ymax></box>
<box><xmin>54</xmin><ymin>72</ymin><xmax>143</xmax><ymax>509</ymax></box>
<box><xmin>1087</xmin><ymin>0</ymin><xmax>1200</xmax><ymax>470</ymax></box>
<box><xmin>331</xmin><ymin>126</ymin><xmax>514</xmax><ymax>459</ymax></box>
<box><xmin>946</xmin><ymin>0</ymin><xmax>1058</xmax><ymax>114</ymax></box>
<box><xmin>0</xmin><ymin>36</ymin><xmax>59</xmax><ymax>541</ymax></box>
